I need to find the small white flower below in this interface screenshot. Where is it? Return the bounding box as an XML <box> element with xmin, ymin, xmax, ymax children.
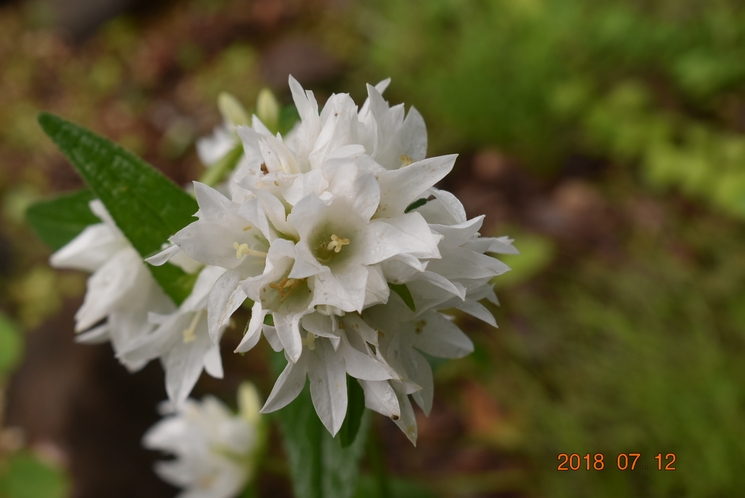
<box><xmin>143</xmin><ymin>383</ymin><xmax>263</xmax><ymax>498</ymax></box>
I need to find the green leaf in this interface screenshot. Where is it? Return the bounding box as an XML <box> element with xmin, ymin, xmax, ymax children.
<box><xmin>338</xmin><ymin>377</ymin><xmax>365</xmax><ymax>448</ymax></box>
<box><xmin>272</xmin><ymin>353</ymin><xmax>369</xmax><ymax>498</ymax></box>
<box><xmin>0</xmin><ymin>452</ymin><xmax>70</xmax><ymax>498</ymax></box>
<box><xmin>37</xmin><ymin>113</ymin><xmax>199</xmax><ymax>304</ymax></box>
<box><xmin>0</xmin><ymin>313</ymin><xmax>22</xmax><ymax>376</ymax></box>
<box><xmin>26</xmin><ymin>189</ymin><xmax>99</xmax><ymax>251</ymax></box>
<box><xmin>353</xmin><ymin>475</ymin><xmax>436</xmax><ymax>498</ymax></box>
<box><xmin>388</xmin><ymin>283</ymin><xmax>416</xmax><ymax>312</ymax></box>
<box><xmin>404</xmin><ymin>198</ymin><xmax>428</xmax><ymax>213</ymax></box>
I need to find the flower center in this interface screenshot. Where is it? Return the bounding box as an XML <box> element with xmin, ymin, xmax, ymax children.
<box><xmin>400</xmin><ymin>154</ymin><xmax>413</xmax><ymax>166</ymax></box>
<box><xmin>233</xmin><ymin>242</ymin><xmax>267</xmax><ymax>260</ymax></box>
<box><xmin>269</xmin><ymin>277</ymin><xmax>302</xmax><ymax>301</ymax></box>
<box><xmin>326</xmin><ymin>234</ymin><xmax>350</xmax><ymax>253</ymax></box>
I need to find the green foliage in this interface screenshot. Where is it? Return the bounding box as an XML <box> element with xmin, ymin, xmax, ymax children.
<box><xmin>25</xmin><ymin>189</ymin><xmax>99</xmax><ymax>251</ymax></box>
<box><xmin>0</xmin><ymin>313</ymin><xmax>22</xmax><ymax>376</ymax></box>
<box><xmin>493</xmin><ymin>230</ymin><xmax>555</xmax><ymax>288</ymax></box>
<box><xmin>490</xmin><ymin>214</ymin><xmax>745</xmax><ymax>497</ymax></box>
<box><xmin>361</xmin><ymin>0</ymin><xmax>745</xmax><ymax>205</ymax></box>
<box><xmin>353</xmin><ymin>475</ymin><xmax>436</xmax><ymax>498</ymax></box>
<box><xmin>0</xmin><ymin>452</ymin><xmax>70</xmax><ymax>498</ymax></box>
<box><xmin>36</xmin><ymin>113</ymin><xmax>199</xmax><ymax>304</ymax></box>
<box><xmin>272</xmin><ymin>355</ymin><xmax>370</xmax><ymax>498</ymax></box>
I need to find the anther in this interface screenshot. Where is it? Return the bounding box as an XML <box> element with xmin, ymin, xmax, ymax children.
<box><xmin>233</xmin><ymin>242</ymin><xmax>267</xmax><ymax>259</ymax></box>
<box><xmin>302</xmin><ymin>331</ymin><xmax>317</xmax><ymax>351</ymax></box>
<box><xmin>269</xmin><ymin>277</ymin><xmax>300</xmax><ymax>300</ymax></box>
<box><xmin>326</xmin><ymin>234</ymin><xmax>350</xmax><ymax>253</ymax></box>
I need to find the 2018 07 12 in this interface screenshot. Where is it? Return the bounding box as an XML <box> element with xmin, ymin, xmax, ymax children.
<box><xmin>557</xmin><ymin>453</ymin><xmax>677</xmax><ymax>471</ymax></box>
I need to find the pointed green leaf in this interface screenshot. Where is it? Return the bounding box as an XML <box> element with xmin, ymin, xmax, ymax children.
<box><xmin>272</xmin><ymin>353</ymin><xmax>369</xmax><ymax>498</ymax></box>
<box><xmin>404</xmin><ymin>198</ymin><xmax>428</xmax><ymax>213</ymax></box>
<box><xmin>37</xmin><ymin>113</ymin><xmax>199</xmax><ymax>304</ymax></box>
<box><xmin>388</xmin><ymin>283</ymin><xmax>416</xmax><ymax>312</ymax></box>
<box><xmin>26</xmin><ymin>189</ymin><xmax>99</xmax><ymax>251</ymax></box>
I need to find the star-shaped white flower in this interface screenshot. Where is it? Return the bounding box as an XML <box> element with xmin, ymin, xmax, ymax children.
<box><xmin>143</xmin><ymin>383</ymin><xmax>263</xmax><ymax>498</ymax></box>
<box><xmin>50</xmin><ymin>200</ymin><xmax>174</xmax><ymax>371</ymax></box>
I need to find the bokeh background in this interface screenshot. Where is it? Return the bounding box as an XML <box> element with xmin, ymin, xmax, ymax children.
<box><xmin>2</xmin><ymin>0</ymin><xmax>745</xmax><ymax>496</ymax></box>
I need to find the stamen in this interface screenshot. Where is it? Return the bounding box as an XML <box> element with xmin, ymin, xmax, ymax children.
<box><xmin>269</xmin><ymin>277</ymin><xmax>301</xmax><ymax>300</ymax></box>
<box><xmin>400</xmin><ymin>155</ymin><xmax>413</xmax><ymax>166</ymax></box>
<box><xmin>302</xmin><ymin>331</ymin><xmax>317</xmax><ymax>351</ymax></box>
<box><xmin>326</xmin><ymin>234</ymin><xmax>350</xmax><ymax>253</ymax></box>
<box><xmin>233</xmin><ymin>242</ymin><xmax>267</xmax><ymax>259</ymax></box>
<box><xmin>183</xmin><ymin>309</ymin><xmax>203</xmax><ymax>343</ymax></box>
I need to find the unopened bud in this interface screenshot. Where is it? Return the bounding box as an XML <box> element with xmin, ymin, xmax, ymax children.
<box><xmin>218</xmin><ymin>92</ymin><xmax>250</xmax><ymax>127</ymax></box>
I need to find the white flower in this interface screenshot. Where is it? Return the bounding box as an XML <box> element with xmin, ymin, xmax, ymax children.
<box><xmin>259</xmin><ymin>311</ymin><xmax>394</xmax><ymax>435</ymax></box>
<box><xmin>163</xmin><ymin>76</ymin><xmax>516</xmax><ymax>444</ymax></box>
<box><xmin>143</xmin><ymin>383</ymin><xmax>263</xmax><ymax>498</ymax></box>
<box><xmin>49</xmin><ymin>200</ymin><xmax>174</xmax><ymax>371</ymax></box>
<box><xmin>121</xmin><ymin>265</ymin><xmax>227</xmax><ymax>407</ymax></box>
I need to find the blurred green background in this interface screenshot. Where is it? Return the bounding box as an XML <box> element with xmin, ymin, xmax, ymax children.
<box><xmin>3</xmin><ymin>0</ymin><xmax>745</xmax><ymax>496</ymax></box>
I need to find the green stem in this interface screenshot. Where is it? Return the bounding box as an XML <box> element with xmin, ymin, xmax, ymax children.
<box><xmin>197</xmin><ymin>143</ymin><xmax>244</xmax><ymax>188</ymax></box>
<box><xmin>367</xmin><ymin>419</ymin><xmax>391</xmax><ymax>498</ymax></box>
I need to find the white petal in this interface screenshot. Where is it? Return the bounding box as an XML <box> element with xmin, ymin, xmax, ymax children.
<box><xmin>457</xmin><ymin>300</ymin><xmax>497</xmax><ymax>327</ymax></box>
<box><xmin>301</xmin><ymin>313</ymin><xmax>340</xmax><ymax>350</ymax></box>
<box><xmin>405</xmin><ymin>349</ymin><xmax>434</xmax><ymax>415</ymax></box>
<box><xmin>322</xmin><ymin>160</ymin><xmax>380</xmax><ymax>221</ymax></box>
<box><xmin>274</xmin><ymin>313</ymin><xmax>303</xmax><ymax>363</ymax></box>
<box><xmin>50</xmin><ymin>223</ymin><xmax>125</xmax><ymax>272</ymax></box>
<box><xmin>400</xmin><ymin>105</ymin><xmax>427</xmax><ymax>163</ymax></box>
<box><xmin>164</xmin><ymin>335</ymin><xmax>212</xmax><ymax>407</ymax></box>
<box><xmin>361</xmin><ymin>215</ymin><xmax>439</xmax><ymax>265</ymax></box>
<box><xmin>392</xmin><ymin>385</ymin><xmax>418</xmax><ymax>445</ymax></box>
<box><xmin>340</xmin><ymin>335</ymin><xmax>391</xmax><ymax>381</ymax></box>
<box><xmin>181</xmin><ymin>266</ymin><xmax>225</xmax><ymax>312</ymax></box>
<box><xmin>74</xmin><ymin>323</ymin><xmax>110</xmax><ymax>344</ymax></box>
<box><xmin>145</xmin><ymin>243</ymin><xmax>182</xmax><ymax>267</ymax></box>
<box><xmin>359</xmin><ymin>380</ymin><xmax>400</xmax><ymax>419</ymax></box>
<box><xmin>261</xmin><ymin>353</ymin><xmax>309</xmax><ymax>413</ymax></box>
<box><xmin>375</xmin><ymin>155</ymin><xmax>457</xmax><ymax>217</ymax></box>
<box><xmin>207</xmin><ymin>270</ymin><xmax>247</xmax><ymax>343</ymax></box>
<box><xmin>172</xmin><ymin>222</ymin><xmax>245</xmax><ymax>270</ymax></box>
<box><xmin>416</xmin><ymin>188</ymin><xmax>467</xmax><ymax>225</ymax></box>
<box><xmin>364</xmin><ymin>264</ymin><xmax>390</xmax><ymax>308</ymax></box>
<box><xmin>75</xmin><ymin>248</ymin><xmax>143</xmax><ymax>331</ymax></box>
<box><xmin>203</xmin><ymin>344</ymin><xmax>224</xmax><ymax>378</ymax></box>
<box><xmin>409</xmin><ymin>312</ymin><xmax>474</xmax><ymax>359</ymax></box>
<box><xmin>487</xmin><ymin>235</ymin><xmax>520</xmax><ymax>255</ymax></box>
<box><xmin>308</xmin><ymin>340</ymin><xmax>347</xmax><ymax>435</ymax></box>
<box><xmin>193</xmin><ymin>181</ymin><xmax>234</xmax><ymax>219</ymax></box>
<box><xmin>235</xmin><ymin>302</ymin><xmax>265</xmax><ymax>353</ymax></box>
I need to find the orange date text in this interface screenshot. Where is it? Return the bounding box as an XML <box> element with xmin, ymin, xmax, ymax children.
<box><xmin>557</xmin><ymin>453</ymin><xmax>676</xmax><ymax>471</ymax></box>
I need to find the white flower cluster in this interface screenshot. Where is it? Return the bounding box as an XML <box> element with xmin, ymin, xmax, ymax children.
<box><xmin>51</xmin><ymin>77</ymin><xmax>516</xmax><ymax>444</ymax></box>
<box><xmin>143</xmin><ymin>383</ymin><xmax>263</xmax><ymax>498</ymax></box>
